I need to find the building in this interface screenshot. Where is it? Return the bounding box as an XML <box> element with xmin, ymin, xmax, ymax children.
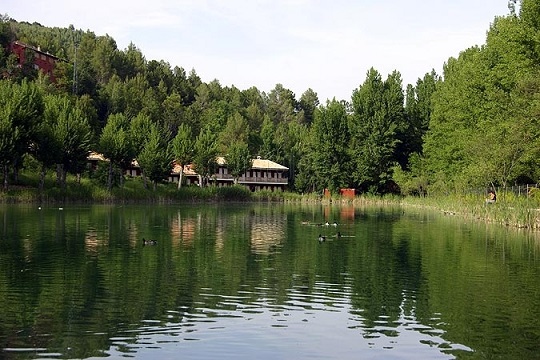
<box><xmin>89</xmin><ymin>153</ymin><xmax>289</xmax><ymax>192</ymax></box>
<box><xmin>9</xmin><ymin>41</ymin><xmax>63</xmax><ymax>82</ymax></box>
<box><xmin>87</xmin><ymin>152</ymin><xmax>107</xmax><ymax>171</ymax></box>
<box><xmin>170</xmin><ymin>156</ymin><xmax>289</xmax><ymax>192</ymax></box>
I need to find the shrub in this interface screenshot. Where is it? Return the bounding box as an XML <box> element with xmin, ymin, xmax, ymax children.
<box><xmin>215</xmin><ymin>185</ymin><xmax>251</xmax><ymax>201</ymax></box>
<box><xmin>529</xmin><ymin>187</ymin><xmax>540</xmax><ymax>201</ymax></box>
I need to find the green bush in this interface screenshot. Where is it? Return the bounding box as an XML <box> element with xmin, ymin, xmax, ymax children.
<box><xmin>215</xmin><ymin>185</ymin><xmax>252</xmax><ymax>201</ymax></box>
<box><xmin>89</xmin><ymin>162</ymin><xmax>123</xmax><ymax>188</ymax></box>
<box><xmin>529</xmin><ymin>187</ymin><xmax>540</xmax><ymax>201</ymax></box>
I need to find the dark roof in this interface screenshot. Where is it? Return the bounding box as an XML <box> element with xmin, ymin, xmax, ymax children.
<box><xmin>12</xmin><ymin>40</ymin><xmax>65</xmax><ymax>62</ymax></box>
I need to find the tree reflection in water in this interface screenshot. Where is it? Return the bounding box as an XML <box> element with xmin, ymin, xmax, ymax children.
<box><xmin>0</xmin><ymin>204</ymin><xmax>539</xmax><ymax>359</ymax></box>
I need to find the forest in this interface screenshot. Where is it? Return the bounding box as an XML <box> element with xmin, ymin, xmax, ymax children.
<box><xmin>0</xmin><ymin>0</ymin><xmax>539</xmax><ymax>196</ymax></box>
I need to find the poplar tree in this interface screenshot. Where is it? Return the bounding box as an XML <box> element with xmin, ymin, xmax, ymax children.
<box><xmin>225</xmin><ymin>141</ymin><xmax>252</xmax><ymax>184</ymax></box>
<box><xmin>99</xmin><ymin>113</ymin><xmax>134</xmax><ymax>190</ymax></box>
<box><xmin>171</xmin><ymin>123</ymin><xmax>193</xmax><ymax>189</ymax></box>
<box><xmin>53</xmin><ymin>98</ymin><xmax>93</xmax><ymax>188</ymax></box>
<box><xmin>0</xmin><ymin>80</ymin><xmax>43</xmax><ymax>190</ymax></box>
<box><xmin>137</xmin><ymin>124</ymin><xmax>172</xmax><ymax>190</ymax></box>
<box><xmin>309</xmin><ymin>99</ymin><xmax>351</xmax><ymax>193</ymax></box>
<box><xmin>192</xmin><ymin>127</ymin><xmax>218</xmax><ymax>187</ymax></box>
<box><xmin>33</xmin><ymin>94</ymin><xmax>64</xmax><ymax>192</ymax></box>
<box><xmin>350</xmin><ymin>68</ymin><xmax>400</xmax><ymax>193</ymax></box>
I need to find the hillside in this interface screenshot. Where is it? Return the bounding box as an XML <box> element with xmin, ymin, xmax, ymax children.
<box><xmin>1</xmin><ymin>2</ymin><xmax>540</xmax><ymax>197</ymax></box>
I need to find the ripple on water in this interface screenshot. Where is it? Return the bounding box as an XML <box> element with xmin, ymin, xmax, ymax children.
<box><xmin>90</xmin><ymin>277</ymin><xmax>478</xmax><ymax>360</ymax></box>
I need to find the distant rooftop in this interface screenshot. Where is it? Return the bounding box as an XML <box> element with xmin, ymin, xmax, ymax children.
<box><xmin>216</xmin><ymin>156</ymin><xmax>288</xmax><ymax>171</ymax></box>
<box><xmin>12</xmin><ymin>40</ymin><xmax>66</xmax><ymax>62</ymax></box>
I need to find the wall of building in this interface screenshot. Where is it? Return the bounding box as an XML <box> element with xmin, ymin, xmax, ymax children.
<box><xmin>10</xmin><ymin>41</ymin><xmax>59</xmax><ymax>82</ymax></box>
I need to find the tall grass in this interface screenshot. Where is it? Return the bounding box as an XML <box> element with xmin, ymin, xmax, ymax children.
<box><xmin>401</xmin><ymin>191</ymin><xmax>540</xmax><ymax>229</ymax></box>
<box><xmin>5</xmin><ymin>170</ymin><xmax>540</xmax><ymax>229</ymax></box>
<box><xmin>0</xmin><ymin>171</ymin><xmax>285</xmax><ymax>204</ymax></box>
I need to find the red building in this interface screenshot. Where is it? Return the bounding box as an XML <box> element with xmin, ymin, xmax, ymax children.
<box><xmin>9</xmin><ymin>41</ymin><xmax>62</xmax><ymax>82</ymax></box>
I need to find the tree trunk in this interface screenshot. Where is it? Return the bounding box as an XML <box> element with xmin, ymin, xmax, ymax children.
<box><xmin>2</xmin><ymin>164</ymin><xmax>8</xmax><ymax>191</ymax></box>
<box><xmin>39</xmin><ymin>165</ymin><xmax>46</xmax><ymax>193</ymax></box>
<box><xmin>177</xmin><ymin>169</ymin><xmax>183</xmax><ymax>189</ymax></box>
<box><xmin>12</xmin><ymin>160</ymin><xmax>19</xmax><ymax>184</ymax></box>
<box><xmin>107</xmin><ymin>162</ymin><xmax>113</xmax><ymax>191</ymax></box>
<box><xmin>61</xmin><ymin>167</ymin><xmax>67</xmax><ymax>190</ymax></box>
<box><xmin>56</xmin><ymin>164</ymin><xmax>63</xmax><ymax>187</ymax></box>
<box><xmin>142</xmin><ymin>171</ymin><xmax>148</xmax><ymax>189</ymax></box>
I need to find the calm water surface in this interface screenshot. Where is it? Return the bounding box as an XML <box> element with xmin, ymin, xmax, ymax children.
<box><xmin>0</xmin><ymin>203</ymin><xmax>539</xmax><ymax>359</ymax></box>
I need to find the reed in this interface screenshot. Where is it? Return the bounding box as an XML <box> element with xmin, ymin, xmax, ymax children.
<box><xmin>282</xmin><ymin>191</ymin><xmax>320</xmax><ymax>203</ymax></box>
<box><xmin>0</xmin><ymin>171</ymin><xmax>266</xmax><ymax>204</ymax></box>
<box><xmin>214</xmin><ymin>185</ymin><xmax>252</xmax><ymax>201</ymax></box>
<box><xmin>5</xmin><ymin>171</ymin><xmax>539</xmax><ymax>230</ymax></box>
<box><xmin>252</xmin><ymin>189</ymin><xmax>286</xmax><ymax>202</ymax></box>
<box><xmin>401</xmin><ymin>191</ymin><xmax>540</xmax><ymax>229</ymax></box>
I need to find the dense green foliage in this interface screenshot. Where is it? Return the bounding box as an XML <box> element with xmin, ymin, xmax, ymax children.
<box><xmin>420</xmin><ymin>1</ymin><xmax>540</xmax><ymax>192</ymax></box>
<box><xmin>170</xmin><ymin>123</ymin><xmax>194</xmax><ymax>189</ymax></box>
<box><xmin>225</xmin><ymin>141</ymin><xmax>252</xmax><ymax>184</ymax></box>
<box><xmin>1</xmin><ymin>1</ymin><xmax>539</xmax><ymax>197</ymax></box>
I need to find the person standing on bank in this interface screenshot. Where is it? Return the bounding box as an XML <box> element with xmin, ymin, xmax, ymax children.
<box><xmin>486</xmin><ymin>190</ymin><xmax>496</xmax><ymax>204</ymax></box>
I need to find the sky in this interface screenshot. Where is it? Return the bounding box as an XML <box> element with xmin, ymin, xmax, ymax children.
<box><xmin>4</xmin><ymin>0</ymin><xmax>510</xmax><ymax>102</ymax></box>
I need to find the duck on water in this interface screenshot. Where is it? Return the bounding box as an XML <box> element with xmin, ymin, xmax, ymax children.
<box><xmin>142</xmin><ymin>238</ymin><xmax>157</xmax><ymax>246</ymax></box>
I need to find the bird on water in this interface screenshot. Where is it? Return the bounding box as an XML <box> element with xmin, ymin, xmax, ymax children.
<box><xmin>142</xmin><ymin>238</ymin><xmax>157</xmax><ymax>246</ymax></box>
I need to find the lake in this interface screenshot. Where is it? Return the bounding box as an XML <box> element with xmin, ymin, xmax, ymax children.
<box><xmin>0</xmin><ymin>203</ymin><xmax>539</xmax><ymax>359</ymax></box>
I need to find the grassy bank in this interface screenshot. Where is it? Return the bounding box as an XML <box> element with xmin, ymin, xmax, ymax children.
<box><xmin>0</xmin><ymin>173</ymin><xmax>285</xmax><ymax>204</ymax></box>
<box><xmin>3</xmin><ymin>172</ymin><xmax>540</xmax><ymax>230</ymax></box>
<box><xmin>299</xmin><ymin>191</ymin><xmax>540</xmax><ymax>230</ymax></box>
<box><xmin>399</xmin><ymin>192</ymin><xmax>540</xmax><ymax>230</ymax></box>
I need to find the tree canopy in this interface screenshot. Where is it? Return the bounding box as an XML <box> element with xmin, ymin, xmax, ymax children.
<box><xmin>1</xmin><ymin>2</ymin><xmax>539</xmax><ymax>195</ymax></box>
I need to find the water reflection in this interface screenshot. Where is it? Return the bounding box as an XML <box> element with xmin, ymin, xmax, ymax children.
<box><xmin>0</xmin><ymin>204</ymin><xmax>539</xmax><ymax>359</ymax></box>
<box><xmin>249</xmin><ymin>213</ymin><xmax>286</xmax><ymax>255</ymax></box>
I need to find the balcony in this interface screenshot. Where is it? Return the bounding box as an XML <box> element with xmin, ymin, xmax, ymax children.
<box><xmin>214</xmin><ymin>174</ymin><xmax>288</xmax><ymax>184</ymax></box>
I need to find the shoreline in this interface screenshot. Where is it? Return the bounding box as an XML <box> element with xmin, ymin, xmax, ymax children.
<box><xmin>2</xmin><ymin>182</ymin><xmax>539</xmax><ymax>231</ymax></box>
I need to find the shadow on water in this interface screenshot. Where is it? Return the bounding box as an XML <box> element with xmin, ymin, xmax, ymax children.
<box><xmin>0</xmin><ymin>203</ymin><xmax>539</xmax><ymax>359</ymax></box>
